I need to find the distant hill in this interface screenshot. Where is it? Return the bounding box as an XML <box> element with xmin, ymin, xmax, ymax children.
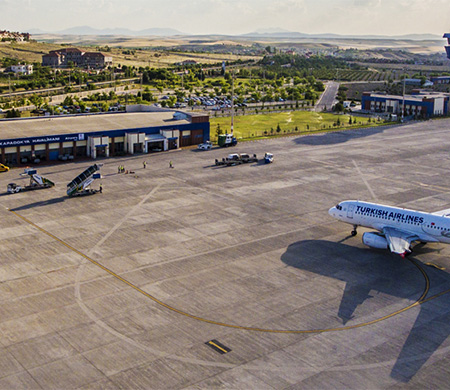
<box><xmin>243</xmin><ymin>30</ymin><xmax>442</xmax><ymax>41</ymax></box>
<box><xmin>28</xmin><ymin>25</ymin><xmax>442</xmax><ymax>41</ymax></box>
<box><xmin>253</xmin><ymin>27</ymin><xmax>292</xmax><ymax>34</ymax></box>
<box><xmin>32</xmin><ymin>26</ymin><xmax>184</xmax><ymax>36</ymax></box>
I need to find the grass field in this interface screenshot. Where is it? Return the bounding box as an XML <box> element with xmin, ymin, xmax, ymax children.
<box><xmin>210</xmin><ymin>111</ymin><xmax>376</xmax><ymax>141</ymax></box>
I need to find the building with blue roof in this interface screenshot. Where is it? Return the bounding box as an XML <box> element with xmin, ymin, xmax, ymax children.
<box><xmin>444</xmin><ymin>33</ymin><xmax>450</xmax><ymax>60</ymax></box>
<box><xmin>361</xmin><ymin>92</ymin><xmax>449</xmax><ymax>118</ymax></box>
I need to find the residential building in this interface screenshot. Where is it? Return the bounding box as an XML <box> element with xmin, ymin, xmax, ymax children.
<box><xmin>42</xmin><ymin>48</ymin><xmax>112</xmax><ymax>68</ymax></box>
<box><xmin>10</xmin><ymin>64</ymin><xmax>33</xmax><ymax>75</ymax></box>
<box><xmin>0</xmin><ymin>30</ymin><xmax>30</xmax><ymax>41</ymax></box>
<box><xmin>83</xmin><ymin>52</ymin><xmax>113</xmax><ymax>68</ymax></box>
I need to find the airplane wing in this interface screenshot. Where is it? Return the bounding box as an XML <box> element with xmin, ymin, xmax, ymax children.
<box><xmin>383</xmin><ymin>227</ymin><xmax>419</xmax><ymax>256</ymax></box>
<box><xmin>432</xmin><ymin>208</ymin><xmax>450</xmax><ymax>217</ymax></box>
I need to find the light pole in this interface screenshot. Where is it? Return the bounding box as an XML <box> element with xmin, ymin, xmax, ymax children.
<box><xmin>401</xmin><ymin>77</ymin><xmax>405</xmax><ymax>122</ymax></box>
<box><xmin>231</xmin><ymin>70</ymin><xmax>234</xmax><ymax>134</ymax></box>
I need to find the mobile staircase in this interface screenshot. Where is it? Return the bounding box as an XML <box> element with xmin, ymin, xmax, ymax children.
<box><xmin>7</xmin><ymin>169</ymin><xmax>55</xmax><ymax>193</ymax></box>
<box><xmin>67</xmin><ymin>164</ymin><xmax>102</xmax><ymax>197</ymax></box>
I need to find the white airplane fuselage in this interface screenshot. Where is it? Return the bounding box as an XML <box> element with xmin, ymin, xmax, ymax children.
<box><xmin>329</xmin><ymin>200</ymin><xmax>450</xmax><ymax>254</ymax></box>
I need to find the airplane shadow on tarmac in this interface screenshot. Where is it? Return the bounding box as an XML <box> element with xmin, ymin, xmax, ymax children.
<box><xmin>10</xmin><ymin>195</ymin><xmax>67</xmax><ymax>211</ymax></box>
<box><xmin>292</xmin><ymin>125</ymin><xmax>392</xmax><ymax>146</ymax></box>
<box><xmin>281</xmin><ymin>240</ymin><xmax>450</xmax><ymax>382</ymax></box>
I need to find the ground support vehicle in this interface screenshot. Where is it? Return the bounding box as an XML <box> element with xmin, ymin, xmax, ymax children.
<box><xmin>0</xmin><ymin>164</ymin><xmax>9</xmax><ymax>172</ymax></box>
<box><xmin>67</xmin><ymin>164</ymin><xmax>102</xmax><ymax>197</ymax></box>
<box><xmin>7</xmin><ymin>169</ymin><xmax>55</xmax><ymax>194</ymax></box>
<box><xmin>197</xmin><ymin>141</ymin><xmax>213</xmax><ymax>150</ymax></box>
<box><xmin>240</xmin><ymin>153</ymin><xmax>258</xmax><ymax>163</ymax></box>
<box><xmin>264</xmin><ymin>153</ymin><xmax>274</xmax><ymax>163</ymax></box>
<box><xmin>218</xmin><ymin>134</ymin><xmax>237</xmax><ymax>147</ymax></box>
<box><xmin>215</xmin><ymin>153</ymin><xmax>258</xmax><ymax>166</ymax></box>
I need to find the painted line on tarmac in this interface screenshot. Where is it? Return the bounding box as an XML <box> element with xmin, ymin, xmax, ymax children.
<box><xmin>352</xmin><ymin>159</ymin><xmax>378</xmax><ymax>201</ymax></box>
<box><xmin>8</xmin><ymin>207</ymin><xmax>443</xmax><ymax>336</ymax></box>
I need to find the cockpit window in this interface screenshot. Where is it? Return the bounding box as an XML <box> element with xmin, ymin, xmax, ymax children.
<box><xmin>336</xmin><ymin>204</ymin><xmax>342</xmax><ymax>211</ymax></box>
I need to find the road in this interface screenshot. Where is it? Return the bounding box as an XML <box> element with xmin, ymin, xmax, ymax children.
<box><xmin>315</xmin><ymin>81</ymin><xmax>339</xmax><ymax>111</ymax></box>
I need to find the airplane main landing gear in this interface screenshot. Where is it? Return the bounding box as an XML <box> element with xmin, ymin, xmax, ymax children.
<box><xmin>351</xmin><ymin>225</ymin><xmax>358</xmax><ymax>236</ymax></box>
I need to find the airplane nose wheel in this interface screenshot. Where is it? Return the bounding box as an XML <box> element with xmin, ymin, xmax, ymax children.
<box><xmin>351</xmin><ymin>225</ymin><xmax>357</xmax><ymax>236</ymax></box>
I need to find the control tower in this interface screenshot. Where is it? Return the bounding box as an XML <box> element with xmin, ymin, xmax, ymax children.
<box><xmin>444</xmin><ymin>33</ymin><xmax>450</xmax><ymax>60</ymax></box>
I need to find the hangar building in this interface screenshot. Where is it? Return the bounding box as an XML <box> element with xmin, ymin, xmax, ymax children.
<box><xmin>0</xmin><ymin>107</ymin><xmax>209</xmax><ymax>165</ymax></box>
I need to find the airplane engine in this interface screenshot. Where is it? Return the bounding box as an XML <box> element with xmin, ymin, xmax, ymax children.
<box><xmin>362</xmin><ymin>232</ymin><xmax>388</xmax><ymax>249</ymax></box>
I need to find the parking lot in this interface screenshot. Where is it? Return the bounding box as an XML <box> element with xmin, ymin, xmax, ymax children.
<box><xmin>1</xmin><ymin>119</ymin><xmax>450</xmax><ymax>388</ymax></box>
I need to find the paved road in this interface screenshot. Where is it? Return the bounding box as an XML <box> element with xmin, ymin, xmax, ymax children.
<box><xmin>315</xmin><ymin>81</ymin><xmax>339</xmax><ymax>111</ymax></box>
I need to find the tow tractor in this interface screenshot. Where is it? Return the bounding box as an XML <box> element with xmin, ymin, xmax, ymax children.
<box><xmin>67</xmin><ymin>164</ymin><xmax>102</xmax><ymax>197</ymax></box>
<box><xmin>7</xmin><ymin>169</ymin><xmax>55</xmax><ymax>194</ymax></box>
<box><xmin>215</xmin><ymin>153</ymin><xmax>258</xmax><ymax>166</ymax></box>
<box><xmin>0</xmin><ymin>163</ymin><xmax>9</xmax><ymax>172</ymax></box>
<box><xmin>264</xmin><ymin>153</ymin><xmax>274</xmax><ymax>164</ymax></box>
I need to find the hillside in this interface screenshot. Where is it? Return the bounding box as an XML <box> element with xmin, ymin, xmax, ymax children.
<box><xmin>0</xmin><ymin>39</ymin><xmax>257</xmax><ymax>69</ymax></box>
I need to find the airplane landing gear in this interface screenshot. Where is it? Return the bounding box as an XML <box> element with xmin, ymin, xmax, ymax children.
<box><xmin>351</xmin><ymin>225</ymin><xmax>357</xmax><ymax>236</ymax></box>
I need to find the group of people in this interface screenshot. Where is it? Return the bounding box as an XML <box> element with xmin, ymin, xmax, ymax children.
<box><xmin>118</xmin><ymin>160</ymin><xmax>174</xmax><ymax>173</ymax></box>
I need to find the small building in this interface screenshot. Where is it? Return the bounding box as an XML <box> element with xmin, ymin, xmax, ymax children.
<box><xmin>361</xmin><ymin>92</ymin><xmax>449</xmax><ymax>118</ymax></box>
<box><xmin>444</xmin><ymin>33</ymin><xmax>450</xmax><ymax>60</ymax></box>
<box><xmin>0</xmin><ymin>109</ymin><xmax>209</xmax><ymax>166</ymax></box>
<box><xmin>10</xmin><ymin>64</ymin><xmax>33</xmax><ymax>75</ymax></box>
<box><xmin>430</xmin><ymin>76</ymin><xmax>450</xmax><ymax>85</ymax></box>
<box><xmin>402</xmin><ymin>78</ymin><xmax>433</xmax><ymax>88</ymax></box>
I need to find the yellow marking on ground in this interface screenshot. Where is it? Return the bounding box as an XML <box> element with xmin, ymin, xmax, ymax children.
<box><xmin>425</xmin><ymin>262</ymin><xmax>446</xmax><ymax>270</ymax></box>
<box><xmin>9</xmin><ymin>208</ymin><xmax>446</xmax><ymax>334</ymax></box>
<box><xmin>208</xmin><ymin>341</ymin><xmax>228</xmax><ymax>353</ymax></box>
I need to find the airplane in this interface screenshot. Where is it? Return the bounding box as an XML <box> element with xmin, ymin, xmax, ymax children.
<box><xmin>328</xmin><ymin>200</ymin><xmax>450</xmax><ymax>257</ymax></box>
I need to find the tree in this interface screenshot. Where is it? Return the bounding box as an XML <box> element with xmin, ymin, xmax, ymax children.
<box><xmin>29</xmin><ymin>94</ymin><xmax>44</xmax><ymax>109</ymax></box>
<box><xmin>63</xmin><ymin>95</ymin><xmax>74</xmax><ymax>106</ymax></box>
<box><xmin>167</xmin><ymin>96</ymin><xmax>177</xmax><ymax>107</ymax></box>
<box><xmin>276</xmin><ymin>123</ymin><xmax>281</xmax><ymax>133</ymax></box>
<box><xmin>142</xmin><ymin>91</ymin><xmax>153</xmax><ymax>101</ymax></box>
<box><xmin>216</xmin><ymin>123</ymin><xmax>223</xmax><ymax>137</ymax></box>
<box><xmin>6</xmin><ymin>108</ymin><xmax>20</xmax><ymax>118</ymax></box>
<box><xmin>333</xmin><ymin>102</ymin><xmax>344</xmax><ymax>112</ymax></box>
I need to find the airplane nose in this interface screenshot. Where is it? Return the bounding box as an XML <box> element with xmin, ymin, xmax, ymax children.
<box><xmin>328</xmin><ymin>207</ymin><xmax>336</xmax><ymax>217</ymax></box>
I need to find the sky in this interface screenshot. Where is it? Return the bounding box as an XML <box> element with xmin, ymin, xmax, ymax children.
<box><xmin>1</xmin><ymin>0</ymin><xmax>449</xmax><ymax>36</ymax></box>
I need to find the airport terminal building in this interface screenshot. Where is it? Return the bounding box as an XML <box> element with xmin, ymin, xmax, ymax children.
<box><xmin>0</xmin><ymin>107</ymin><xmax>210</xmax><ymax>165</ymax></box>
